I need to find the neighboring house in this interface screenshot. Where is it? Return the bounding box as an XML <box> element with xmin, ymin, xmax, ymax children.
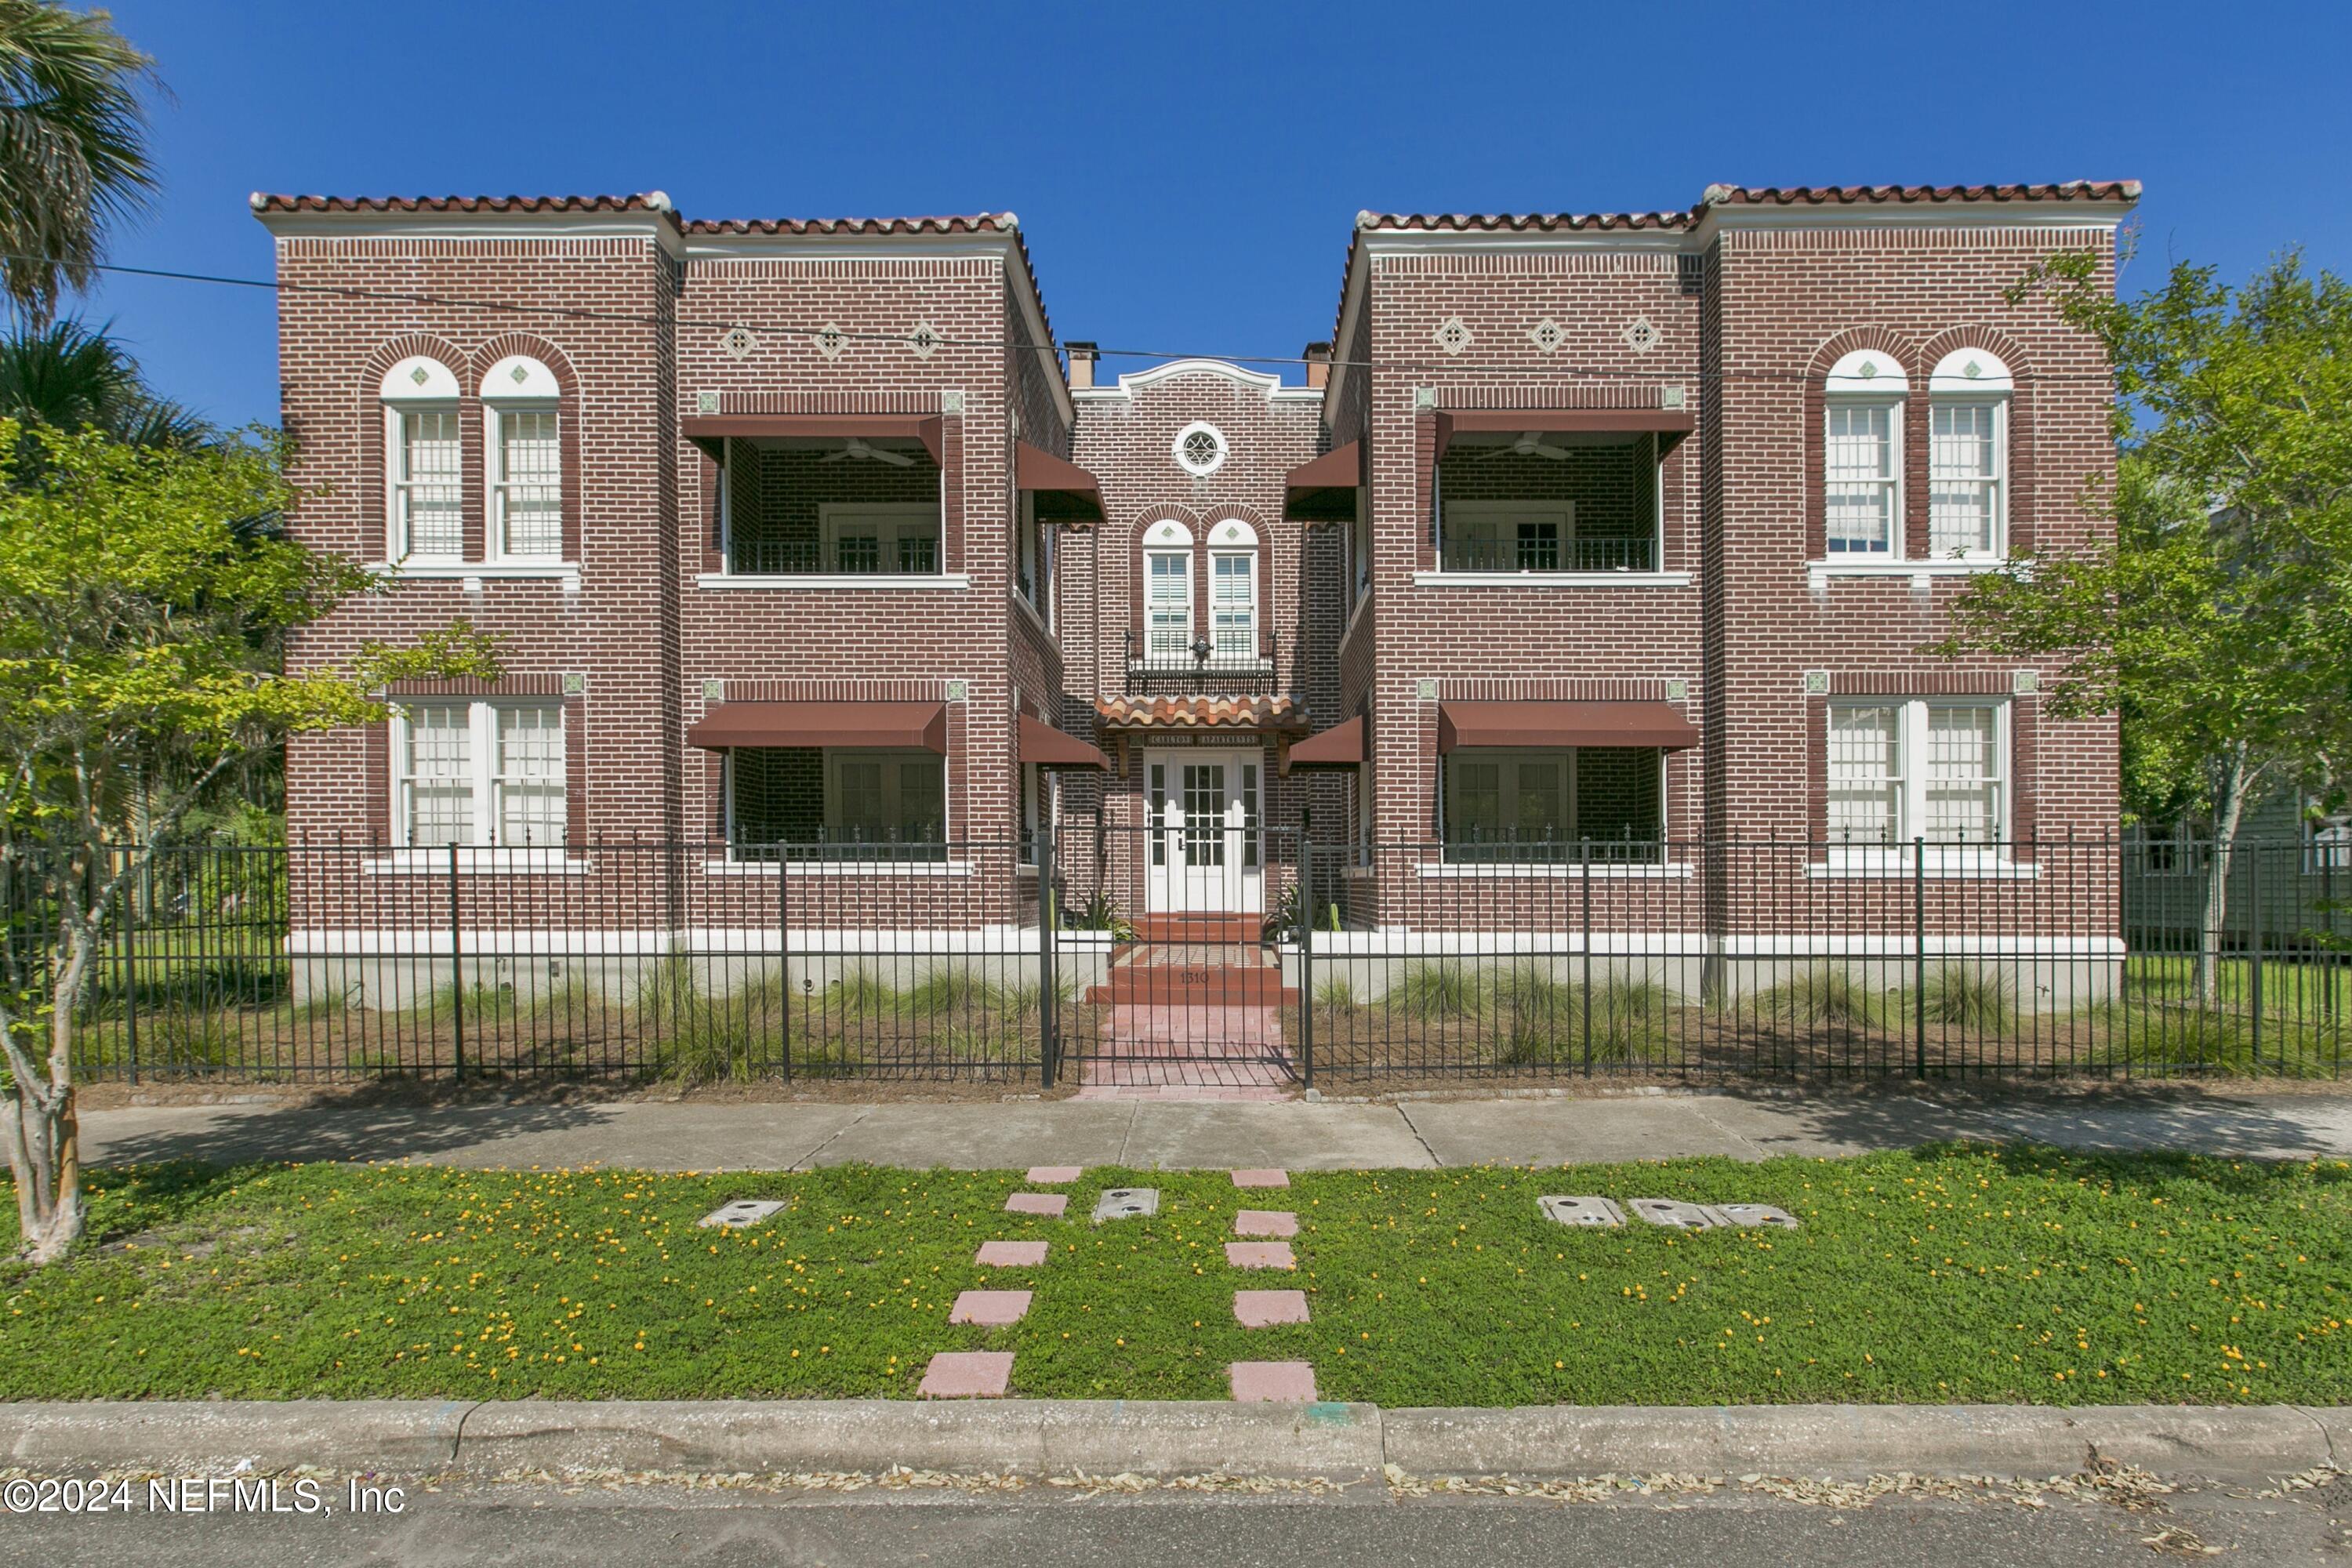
<box><xmin>2125</xmin><ymin>794</ymin><xmax>2352</xmax><ymax>946</ymax></box>
<box><xmin>255</xmin><ymin>181</ymin><xmax>2134</xmax><ymax>954</ymax></box>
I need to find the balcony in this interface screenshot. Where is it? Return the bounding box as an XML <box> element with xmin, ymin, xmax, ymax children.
<box><xmin>706</xmin><ymin>433</ymin><xmax>949</xmax><ymax>581</ymax></box>
<box><xmin>1430</xmin><ymin>426</ymin><xmax>1668</xmax><ymax>579</ymax></box>
<box><xmin>1122</xmin><ymin>627</ymin><xmax>1280</xmax><ymax>697</ymax></box>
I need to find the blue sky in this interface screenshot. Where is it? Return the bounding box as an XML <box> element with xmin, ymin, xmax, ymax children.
<box><xmin>78</xmin><ymin>0</ymin><xmax>2352</xmax><ymax>427</ymax></box>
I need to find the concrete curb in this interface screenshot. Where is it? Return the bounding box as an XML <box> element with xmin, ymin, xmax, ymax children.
<box><xmin>0</xmin><ymin>1400</ymin><xmax>2338</xmax><ymax>1486</ymax></box>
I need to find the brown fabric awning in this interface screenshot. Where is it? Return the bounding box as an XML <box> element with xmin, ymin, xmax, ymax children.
<box><xmin>687</xmin><ymin>700</ymin><xmax>948</xmax><ymax>753</ymax></box>
<box><xmin>1015</xmin><ymin>441</ymin><xmax>1106</xmax><ymax>524</ymax></box>
<box><xmin>1018</xmin><ymin>713</ymin><xmax>1108</xmax><ymax>769</ymax></box>
<box><xmin>1283</xmin><ymin>441</ymin><xmax>1361</xmax><ymax>522</ymax></box>
<box><xmin>682</xmin><ymin>413</ymin><xmax>944</xmax><ymax>465</ymax></box>
<box><xmin>1432</xmin><ymin>408</ymin><xmax>1694</xmax><ymax>463</ymax></box>
<box><xmin>1284</xmin><ymin>714</ymin><xmax>1367</xmax><ymax>772</ymax></box>
<box><xmin>1436</xmin><ymin>701</ymin><xmax>1698</xmax><ymax>753</ymax></box>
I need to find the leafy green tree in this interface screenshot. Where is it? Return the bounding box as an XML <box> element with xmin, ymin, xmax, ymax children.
<box><xmin>0</xmin><ymin>1</ymin><xmax>158</xmax><ymax>322</ymax></box>
<box><xmin>0</xmin><ymin>317</ymin><xmax>202</xmax><ymax>457</ymax></box>
<box><xmin>1</xmin><ymin>422</ymin><xmax>500</xmax><ymax>1261</ymax></box>
<box><xmin>1933</xmin><ymin>252</ymin><xmax>2352</xmax><ymax>1003</ymax></box>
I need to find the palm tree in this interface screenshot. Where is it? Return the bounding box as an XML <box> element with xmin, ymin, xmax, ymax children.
<box><xmin>0</xmin><ymin>315</ymin><xmax>201</xmax><ymax>448</ymax></box>
<box><xmin>0</xmin><ymin>1</ymin><xmax>158</xmax><ymax>323</ymax></box>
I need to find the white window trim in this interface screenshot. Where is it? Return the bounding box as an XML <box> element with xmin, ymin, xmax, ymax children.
<box><xmin>483</xmin><ymin>401</ymin><xmax>565</xmax><ymax>563</ymax></box>
<box><xmin>1209</xmin><ymin>544</ymin><xmax>1258</xmax><ymax>660</ymax></box>
<box><xmin>1437</xmin><ymin>746</ymin><xmax>1670</xmax><ymax>861</ymax></box>
<box><xmin>720</xmin><ymin>746</ymin><xmax>953</xmax><ymax>864</ymax></box>
<box><xmin>1433</xmin><ymin>441</ymin><xmax>1668</xmax><ymax>578</ymax></box>
<box><xmin>1824</xmin><ymin>697</ymin><xmax>2023</xmax><ymax>873</ymax></box>
<box><xmin>383</xmin><ymin>404</ymin><xmax>465</xmax><ymax>565</ymax></box>
<box><xmin>1822</xmin><ymin>394</ymin><xmax>1906</xmax><ymax>560</ymax></box>
<box><xmin>1173</xmin><ymin>420</ymin><xmax>1228</xmax><ymax>477</ymax></box>
<box><xmin>816</xmin><ymin>501</ymin><xmax>946</xmax><ymax>578</ymax></box>
<box><xmin>1926</xmin><ymin>393</ymin><xmax>2009</xmax><ymax>561</ymax></box>
<box><xmin>385</xmin><ymin>699</ymin><xmax>575</xmax><ymax>866</ymax></box>
<box><xmin>1144</xmin><ymin>545</ymin><xmax>1194</xmax><ymax>660</ymax></box>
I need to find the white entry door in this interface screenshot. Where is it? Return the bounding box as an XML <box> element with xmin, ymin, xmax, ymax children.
<box><xmin>1145</xmin><ymin>748</ymin><xmax>1264</xmax><ymax>913</ymax></box>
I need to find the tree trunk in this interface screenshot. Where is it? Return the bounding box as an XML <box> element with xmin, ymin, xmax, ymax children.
<box><xmin>4</xmin><ymin>1087</ymin><xmax>83</xmax><ymax>1264</ymax></box>
<box><xmin>2196</xmin><ymin>749</ymin><xmax>2255</xmax><ymax>1011</ymax></box>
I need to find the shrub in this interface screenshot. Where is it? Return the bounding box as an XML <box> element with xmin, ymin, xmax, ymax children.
<box><xmin>1756</xmin><ymin>966</ymin><xmax>1878</xmax><ymax>1027</ymax></box>
<box><xmin>1922</xmin><ymin>964</ymin><xmax>2016</xmax><ymax>1029</ymax></box>
<box><xmin>1389</xmin><ymin>960</ymin><xmax>1481</xmax><ymax>1021</ymax></box>
<box><xmin>905</xmin><ymin>967</ymin><xmax>1006</xmax><ymax>1015</ymax></box>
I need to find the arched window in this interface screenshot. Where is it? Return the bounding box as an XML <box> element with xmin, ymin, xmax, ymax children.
<box><xmin>1926</xmin><ymin>348</ymin><xmax>2013</xmax><ymax>557</ymax></box>
<box><xmin>379</xmin><ymin>356</ymin><xmax>463</xmax><ymax>561</ymax></box>
<box><xmin>1142</xmin><ymin>518</ymin><xmax>1193</xmax><ymax>661</ymax></box>
<box><xmin>1207</xmin><ymin>517</ymin><xmax>1258</xmax><ymax>664</ymax></box>
<box><xmin>480</xmin><ymin>354</ymin><xmax>564</xmax><ymax>560</ymax></box>
<box><xmin>1823</xmin><ymin>349</ymin><xmax>1907</xmax><ymax>556</ymax></box>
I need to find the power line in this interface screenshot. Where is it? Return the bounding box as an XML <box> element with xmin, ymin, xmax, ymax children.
<box><xmin>27</xmin><ymin>252</ymin><xmax>2125</xmax><ymax>386</ymax></box>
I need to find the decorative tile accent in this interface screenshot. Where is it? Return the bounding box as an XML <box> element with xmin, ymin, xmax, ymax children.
<box><xmin>408</xmin><ymin>365</ymin><xmax>431</xmax><ymax>387</ymax></box>
<box><xmin>1526</xmin><ymin>318</ymin><xmax>1566</xmax><ymax>354</ymax></box>
<box><xmin>1432</xmin><ymin>317</ymin><xmax>1472</xmax><ymax>356</ymax></box>
<box><xmin>1174</xmin><ymin>422</ymin><xmax>1228</xmax><ymax>477</ymax></box>
<box><xmin>701</xmin><ymin>679</ymin><xmax>724</xmax><ymax>703</ymax></box>
<box><xmin>1004</xmin><ymin>1192</ymin><xmax>1066</xmax><ymax>1217</ymax></box>
<box><xmin>940</xmin><ymin>389</ymin><xmax>966</xmax><ymax>416</ymax></box>
<box><xmin>1416</xmin><ymin>678</ymin><xmax>1439</xmax><ymax>702</ymax></box>
<box><xmin>811</xmin><ymin>322</ymin><xmax>848</xmax><ymax>360</ymax></box>
<box><xmin>1232</xmin><ymin>1210</ymin><xmax>1298</xmax><ymax>1238</ymax></box>
<box><xmin>918</xmin><ymin>1350</ymin><xmax>1013</xmax><ymax>1399</ymax></box>
<box><xmin>561</xmin><ymin>672</ymin><xmax>587</xmax><ymax>696</ymax></box>
<box><xmin>1664</xmin><ymin>678</ymin><xmax>1689</xmax><ymax>702</ymax></box>
<box><xmin>1229</xmin><ymin>1361</ymin><xmax>1317</xmax><ymax>1403</ymax></box>
<box><xmin>1802</xmin><ymin>670</ymin><xmax>1831</xmax><ymax>696</ymax></box>
<box><xmin>2013</xmin><ymin>669</ymin><xmax>2041</xmax><ymax>695</ymax></box>
<box><xmin>720</xmin><ymin>325</ymin><xmax>759</xmax><ymax>360</ymax></box>
<box><xmin>975</xmin><ymin>1240</ymin><xmax>1051</xmax><ymax>1267</ymax></box>
<box><xmin>1232</xmin><ymin>1290</ymin><xmax>1310</xmax><ymax>1327</ymax></box>
<box><xmin>1622</xmin><ymin>315</ymin><xmax>1661</xmax><ymax>354</ymax></box>
<box><xmin>949</xmin><ymin>1290</ymin><xmax>1032</xmax><ymax>1326</ymax></box>
<box><xmin>907</xmin><ymin>321</ymin><xmax>942</xmax><ymax>358</ymax></box>
<box><xmin>696</xmin><ymin>390</ymin><xmax>720</xmax><ymax>416</ymax></box>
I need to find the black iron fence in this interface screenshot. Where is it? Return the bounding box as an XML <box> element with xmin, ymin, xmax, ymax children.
<box><xmin>2</xmin><ymin>834</ymin><xmax>2340</xmax><ymax>1087</ymax></box>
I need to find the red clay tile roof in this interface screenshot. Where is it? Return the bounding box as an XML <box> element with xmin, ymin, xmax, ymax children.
<box><xmin>682</xmin><ymin>214</ymin><xmax>1019</xmax><ymax>236</ymax></box>
<box><xmin>1697</xmin><ymin>180</ymin><xmax>2141</xmax><ymax>209</ymax></box>
<box><xmin>1094</xmin><ymin>696</ymin><xmax>1309</xmax><ymax>731</ymax></box>
<box><xmin>249</xmin><ymin>192</ymin><xmax>682</xmax><ymax>220</ymax></box>
<box><xmin>1355</xmin><ymin>210</ymin><xmax>1693</xmax><ymax>233</ymax></box>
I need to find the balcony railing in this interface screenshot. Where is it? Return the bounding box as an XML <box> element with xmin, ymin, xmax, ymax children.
<box><xmin>725</xmin><ymin>536</ymin><xmax>944</xmax><ymax>576</ymax></box>
<box><xmin>1121</xmin><ymin>628</ymin><xmax>1280</xmax><ymax>695</ymax></box>
<box><xmin>1436</xmin><ymin>535</ymin><xmax>1657</xmax><ymax>574</ymax></box>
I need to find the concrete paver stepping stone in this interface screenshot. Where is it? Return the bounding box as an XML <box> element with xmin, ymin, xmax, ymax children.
<box><xmin>1631</xmin><ymin>1197</ymin><xmax>1723</xmax><ymax>1231</ymax></box>
<box><xmin>697</xmin><ymin>1199</ymin><xmax>784</xmax><ymax>1229</ymax></box>
<box><xmin>1719</xmin><ymin>1203</ymin><xmax>1799</xmax><ymax>1230</ymax></box>
<box><xmin>1225</xmin><ymin>1241</ymin><xmax>1295</xmax><ymax>1270</ymax></box>
<box><xmin>918</xmin><ymin>1351</ymin><xmax>1014</xmax><ymax>1399</ymax></box>
<box><xmin>1233</xmin><ymin>1289</ymin><xmax>1310</xmax><ymax>1327</ymax></box>
<box><xmin>1229</xmin><ymin>1361</ymin><xmax>1317</xmax><ymax>1402</ymax></box>
<box><xmin>974</xmin><ymin>1240</ymin><xmax>1051</xmax><ymax>1267</ymax></box>
<box><xmin>1232</xmin><ymin>1209</ymin><xmax>1298</xmax><ymax>1238</ymax></box>
<box><xmin>1025</xmin><ymin>1166</ymin><xmax>1083</xmax><ymax>1184</ymax></box>
<box><xmin>1539</xmin><ymin>1195</ymin><xmax>1625</xmax><ymax>1229</ymax></box>
<box><xmin>1230</xmin><ymin>1168</ymin><xmax>1290</xmax><ymax>1189</ymax></box>
<box><xmin>1004</xmin><ymin>1192</ymin><xmax>1067</xmax><ymax>1217</ymax></box>
<box><xmin>949</xmin><ymin>1290</ymin><xmax>1033</xmax><ymax>1326</ymax></box>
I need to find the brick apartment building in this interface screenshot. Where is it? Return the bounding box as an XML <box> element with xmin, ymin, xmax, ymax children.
<box><xmin>255</xmin><ymin>180</ymin><xmax>2135</xmax><ymax>962</ymax></box>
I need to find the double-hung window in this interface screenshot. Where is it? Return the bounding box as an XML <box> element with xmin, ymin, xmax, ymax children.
<box><xmin>1827</xmin><ymin>699</ymin><xmax>2006</xmax><ymax>854</ymax></box>
<box><xmin>822</xmin><ymin>503</ymin><xmax>941</xmax><ymax>575</ymax></box>
<box><xmin>1823</xmin><ymin>350</ymin><xmax>1908</xmax><ymax>556</ymax></box>
<box><xmin>1927</xmin><ymin>349</ymin><xmax>2013</xmax><ymax>557</ymax></box>
<box><xmin>492</xmin><ymin>406</ymin><xmax>563</xmax><ymax>557</ymax></box>
<box><xmin>1140</xmin><ymin>518</ymin><xmax>1195</xmax><ymax>662</ymax></box>
<box><xmin>1210</xmin><ymin>550</ymin><xmax>1254</xmax><ymax>659</ymax></box>
<box><xmin>392</xmin><ymin>408</ymin><xmax>464</xmax><ymax>559</ymax></box>
<box><xmin>396</xmin><ymin>700</ymin><xmax>567</xmax><ymax>851</ymax></box>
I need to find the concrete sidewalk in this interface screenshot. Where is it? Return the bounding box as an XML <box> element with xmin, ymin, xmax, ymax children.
<box><xmin>75</xmin><ymin>1086</ymin><xmax>2352</xmax><ymax>1172</ymax></box>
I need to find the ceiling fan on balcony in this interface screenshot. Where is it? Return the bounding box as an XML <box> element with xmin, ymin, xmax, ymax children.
<box><xmin>822</xmin><ymin>437</ymin><xmax>916</xmax><ymax>466</ymax></box>
<box><xmin>1466</xmin><ymin>431</ymin><xmax>1573</xmax><ymax>462</ymax></box>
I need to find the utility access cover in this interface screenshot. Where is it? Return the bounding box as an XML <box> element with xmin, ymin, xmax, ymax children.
<box><xmin>1718</xmin><ymin>1203</ymin><xmax>1798</xmax><ymax>1230</ymax></box>
<box><xmin>1538</xmin><ymin>1196</ymin><xmax>1625</xmax><ymax>1229</ymax></box>
<box><xmin>1092</xmin><ymin>1188</ymin><xmax>1160</xmax><ymax>1224</ymax></box>
<box><xmin>1630</xmin><ymin>1198</ymin><xmax>1724</xmax><ymax>1231</ymax></box>
<box><xmin>698</xmin><ymin>1199</ymin><xmax>785</xmax><ymax>1229</ymax></box>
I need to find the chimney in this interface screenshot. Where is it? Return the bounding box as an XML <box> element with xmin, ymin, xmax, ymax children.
<box><xmin>1065</xmin><ymin>340</ymin><xmax>1098</xmax><ymax>390</ymax></box>
<box><xmin>1302</xmin><ymin>341</ymin><xmax>1332</xmax><ymax>390</ymax></box>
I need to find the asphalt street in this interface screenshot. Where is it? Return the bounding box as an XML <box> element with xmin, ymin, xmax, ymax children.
<box><xmin>3</xmin><ymin>1476</ymin><xmax>2345</xmax><ymax>1567</ymax></box>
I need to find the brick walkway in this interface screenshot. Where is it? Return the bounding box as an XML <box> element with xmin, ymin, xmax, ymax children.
<box><xmin>1070</xmin><ymin>937</ymin><xmax>1298</xmax><ymax>1100</ymax></box>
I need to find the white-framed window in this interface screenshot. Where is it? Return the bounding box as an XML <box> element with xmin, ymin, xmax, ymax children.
<box><xmin>480</xmin><ymin>355</ymin><xmax>564</xmax><ymax>561</ymax></box>
<box><xmin>1927</xmin><ymin>349</ymin><xmax>2013</xmax><ymax>558</ymax></box>
<box><xmin>1445</xmin><ymin>501</ymin><xmax>1567</xmax><ymax>572</ymax></box>
<box><xmin>1440</xmin><ymin>747</ymin><xmax>1665</xmax><ymax>863</ymax></box>
<box><xmin>394</xmin><ymin>699</ymin><xmax>566</xmax><ymax>849</ymax></box>
<box><xmin>1826</xmin><ymin>698</ymin><xmax>2006</xmax><ymax>850</ymax></box>
<box><xmin>1142</xmin><ymin>517</ymin><xmax>1193</xmax><ymax>660</ymax></box>
<box><xmin>1173</xmin><ymin>420</ymin><xmax>1227</xmax><ymax>477</ymax></box>
<box><xmin>1207</xmin><ymin>517</ymin><xmax>1258</xmax><ymax>662</ymax></box>
<box><xmin>819</xmin><ymin>503</ymin><xmax>942</xmax><ymax>575</ymax></box>
<box><xmin>1016</xmin><ymin>490</ymin><xmax>1050</xmax><ymax>618</ymax></box>
<box><xmin>1823</xmin><ymin>350</ymin><xmax>1907</xmax><ymax>556</ymax></box>
<box><xmin>379</xmin><ymin>355</ymin><xmax>464</xmax><ymax>562</ymax></box>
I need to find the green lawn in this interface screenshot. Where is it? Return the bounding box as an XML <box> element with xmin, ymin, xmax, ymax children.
<box><xmin>4</xmin><ymin>1149</ymin><xmax>2347</xmax><ymax>1406</ymax></box>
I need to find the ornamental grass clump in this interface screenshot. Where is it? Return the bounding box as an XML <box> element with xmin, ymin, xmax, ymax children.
<box><xmin>1389</xmin><ymin>960</ymin><xmax>1481</xmax><ymax>1021</ymax></box>
<box><xmin>1922</xmin><ymin>964</ymin><xmax>2016</xmax><ymax>1029</ymax></box>
<box><xmin>1756</xmin><ymin>965</ymin><xmax>1878</xmax><ymax>1028</ymax></box>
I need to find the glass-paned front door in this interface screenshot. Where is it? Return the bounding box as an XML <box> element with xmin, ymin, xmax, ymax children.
<box><xmin>1145</xmin><ymin>748</ymin><xmax>1263</xmax><ymax>912</ymax></box>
